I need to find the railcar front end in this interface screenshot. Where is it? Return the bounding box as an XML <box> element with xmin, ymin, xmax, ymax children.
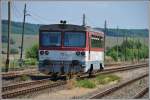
<box><xmin>38</xmin><ymin>24</ymin><xmax>104</xmax><ymax>75</ymax></box>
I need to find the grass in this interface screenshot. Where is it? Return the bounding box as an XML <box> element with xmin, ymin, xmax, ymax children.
<box><xmin>24</xmin><ymin>58</ymin><xmax>37</xmax><ymax>65</ymax></box>
<box><xmin>1</xmin><ymin>57</ymin><xmax>37</xmax><ymax>72</ymax></box>
<box><xmin>75</xmin><ymin>74</ymin><xmax>120</xmax><ymax>89</ymax></box>
<box><xmin>95</xmin><ymin>74</ymin><xmax>121</xmax><ymax>85</ymax></box>
<box><xmin>18</xmin><ymin>75</ymin><xmax>31</xmax><ymax>81</ymax></box>
<box><xmin>2</xmin><ymin>34</ymin><xmax>38</xmax><ymax>52</ymax></box>
<box><xmin>76</xmin><ymin>79</ymin><xmax>96</xmax><ymax>89</ymax></box>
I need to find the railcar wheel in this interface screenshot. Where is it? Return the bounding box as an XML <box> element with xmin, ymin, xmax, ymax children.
<box><xmin>100</xmin><ymin>63</ymin><xmax>104</xmax><ymax>71</ymax></box>
<box><xmin>89</xmin><ymin>64</ymin><xmax>93</xmax><ymax>77</ymax></box>
<box><xmin>52</xmin><ymin>73</ymin><xmax>58</xmax><ymax>80</ymax></box>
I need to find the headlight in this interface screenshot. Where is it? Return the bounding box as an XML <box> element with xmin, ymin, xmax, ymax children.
<box><xmin>40</xmin><ymin>51</ymin><xmax>44</xmax><ymax>55</ymax></box>
<box><xmin>81</xmin><ymin>52</ymin><xmax>85</xmax><ymax>56</ymax></box>
<box><xmin>45</xmin><ymin>51</ymin><xmax>49</xmax><ymax>55</ymax></box>
<box><xmin>76</xmin><ymin>51</ymin><xmax>80</xmax><ymax>56</ymax></box>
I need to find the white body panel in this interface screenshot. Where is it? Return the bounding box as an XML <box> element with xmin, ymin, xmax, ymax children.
<box><xmin>39</xmin><ymin>50</ymin><xmax>103</xmax><ymax>62</ymax></box>
<box><xmin>39</xmin><ymin>50</ymin><xmax>104</xmax><ymax>74</ymax></box>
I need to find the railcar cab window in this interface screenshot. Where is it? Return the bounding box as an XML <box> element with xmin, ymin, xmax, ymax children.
<box><xmin>40</xmin><ymin>32</ymin><xmax>61</xmax><ymax>47</ymax></box>
<box><xmin>64</xmin><ymin>32</ymin><xmax>85</xmax><ymax>47</ymax></box>
<box><xmin>91</xmin><ymin>35</ymin><xmax>103</xmax><ymax>48</ymax></box>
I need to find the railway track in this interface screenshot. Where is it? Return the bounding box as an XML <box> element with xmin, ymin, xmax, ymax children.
<box><xmin>2</xmin><ymin>63</ymin><xmax>147</xmax><ymax>79</ymax></box>
<box><xmin>89</xmin><ymin>73</ymin><xmax>148</xmax><ymax>99</ymax></box>
<box><xmin>2</xmin><ymin>63</ymin><xmax>148</xmax><ymax>99</ymax></box>
<box><xmin>2</xmin><ymin>79</ymin><xmax>67</xmax><ymax>99</ymax></box>
<box><xmin>79</xmin><ymin>63</ymin><xmax>148</xmax><ymax>79</ymax></box>
<box><xmin>2</xmin><ymin>68</ymin><xmax>37</xmax><ymax>79</ymax></box>
<box><xmin>133</xmin><ymin>87</ymin><xmax>149</xmax><ymax>99</ymax></box>
<box><xmin>2</xmin><ymin>78</ymin><xmax>51</xmax><ymax>92</ymax></box>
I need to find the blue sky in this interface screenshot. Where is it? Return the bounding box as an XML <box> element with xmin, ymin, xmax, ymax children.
<box><xmin>1</xmin><ymin>0</ymin><xmax>149</xmax><ymax>29</ymax></box>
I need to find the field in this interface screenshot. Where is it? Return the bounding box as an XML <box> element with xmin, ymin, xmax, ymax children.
<box><xmin>2</xmin><ymin>34</ymin><xmax>38</xmax><ymax>52</ymax></box>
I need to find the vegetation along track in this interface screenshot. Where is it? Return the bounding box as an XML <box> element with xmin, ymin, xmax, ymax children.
<box><xmin>2</xmin><ymin>63</ymin><xmax>148</xmax><ymax>99</ymax></box>
<box><xmin>89</xmin><ymin>73</ymin><xmax>148</xmax><ymax>99</ymax></box>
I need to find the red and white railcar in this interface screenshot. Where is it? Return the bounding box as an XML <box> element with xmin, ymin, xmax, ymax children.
<box><xmin>39</xmin><ymin>22</ymin><xmax>104</xmax><ymax>75</ymax></box>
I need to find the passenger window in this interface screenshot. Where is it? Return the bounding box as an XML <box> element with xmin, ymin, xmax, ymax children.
<box><xmin>91</xmin><ymin>35</ymin><xmax>103</xmax><ymax>48</ymax></box>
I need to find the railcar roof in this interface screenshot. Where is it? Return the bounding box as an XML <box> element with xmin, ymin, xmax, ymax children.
<box><xmin>39</xmin><ymin>24</ymin><xmax>104</xmax><ymax>34</ymax></box>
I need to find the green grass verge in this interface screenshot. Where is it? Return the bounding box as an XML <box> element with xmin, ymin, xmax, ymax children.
<box><xmin>75</xmin><ymin>74</ymin><xmax>120</xmax><ymax>89</ymax></box>
<box><xmin>95</xmin><ymin>74</ymin><xmax>121</xmax><ymax>85</ymax></box>
<box><xmin>76</xmin><ymin>79</ymin><xmax>96</xmax><ymax>89</ymax></box>
<box><xmin>18</xmin><ymin>75</ymin><xmax>31</xmax><ymax>81</ymax></box>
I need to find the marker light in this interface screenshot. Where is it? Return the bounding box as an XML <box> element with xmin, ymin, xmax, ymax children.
<box><xmin>45</xmin><ymin>51</ymin><xmax>49</xmax><ymax>55</ymax></box>
<box><xmin>40</xmin><ymin>51</ymin><xmax>44</xmax><ymax>55</ymax></box>
<box><xmin>76</xmin><ymin>52</ymin><xmax>80</xmax><ymax>56</ymax></box>
<box><xmin>81</xmin><ymin>52</ymin><xmax>85</xmax><ymax>56</ymax></box>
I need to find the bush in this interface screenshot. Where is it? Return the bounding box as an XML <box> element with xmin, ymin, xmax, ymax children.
<box><xmin>25</xmin><ymin>44</ymin><xmax>39</xmax><ymax>59</ymax></box>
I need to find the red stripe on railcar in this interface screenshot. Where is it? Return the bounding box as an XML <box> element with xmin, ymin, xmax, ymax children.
<box><xmin>39</xmin><ymin>47</ymin><xmax>104</xmax><ymax>51</ymax></box>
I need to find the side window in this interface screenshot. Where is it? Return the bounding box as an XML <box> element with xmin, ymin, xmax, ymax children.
<box><xmin>91</xmin><ymin>35</ymin><xmax>103</xmax><ymax>48</ymax></box>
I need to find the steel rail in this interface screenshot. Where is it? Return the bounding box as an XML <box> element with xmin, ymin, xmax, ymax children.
<box><xmin>89</xmin><ymin>73</ymin><xmax>148</xmax><ymax>99</ymax></box>
<box><xmin>133</xmin><ymin>87</ymin><xmax>149</xmax><ymax>99</ymax></box>
<box><xmin>79</xmin><ymin>63</ymin><xmax>148</xmax><ymax>79</ymax></box>
<box><xmin>2</xmin><ymin>78</ymin><xmax>51</xmax><ymax>92</ymax></box>
<box><xmin>2</xmin><ymin>81</ymin><xmax>67</xmax><ymax>99</ymax></box>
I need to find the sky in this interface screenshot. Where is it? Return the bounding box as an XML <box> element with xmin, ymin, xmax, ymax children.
<box><xmin>1</xmin><ymin>0</ymin><xmax>149</xmax><ymax>29</ymax></box>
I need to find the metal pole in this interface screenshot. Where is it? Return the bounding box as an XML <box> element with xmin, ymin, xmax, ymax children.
<box><xmin>116</xmin><ymin>26</ymin><xmax>119</xmax><ymax>62</ymax></box>
<box><xmin>125</xmin><ymin>33</ymin><xmax>127</xmax><ymax>62</ymax></box>
<box><xmin>5</xmin><ymin>1</ymin><xmax>11</xmax><ymax>72</ymax></box>
<box><xmin>20</xmin><ymin>4</ymin><xmax>26</xmax><ymax>66</ymax></box>
<box><xmin>132</xmin><ymin>32</ymin><xmax>134</xmax><ymax>63</ymax></box>
<box><xmin>143</xmin><ymin>36</ymin><xmax>146</xmax><ymax>62</ymax></box>
<box><xmin>123</xmin><ymin>33</ymin><xmax>125</xmax><ymax>62</ymax></box>
<box><xmin>137</xmin><ymin>38</ymin><xmax>140</xmax><ymax>63</ymax></box>
<box><xmin>82</xmin><ymin>13</ymin><xmax>86</xmax><ymax>26</ymax></box>
<box><xmin>104</xmin><ymin>20</ymin><xmax>107</xmax><ymax>63</ymax></box>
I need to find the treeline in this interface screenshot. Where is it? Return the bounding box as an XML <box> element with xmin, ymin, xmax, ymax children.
<box><xmin>2</xmin><ymin>20</ymin><xmax>149</xmax><ymax>37</ymax></box>
<box><xmin>94</xmin><ymin>28</ymin><xmax>149</xmax><ymax>37</ymax></box>
<box><xmin>106</xmin><ymin>39</ymin><xmax>149</xmax><ymax>61</ymax></box>
<box><xmin>2</xmin><ymin>20</ymin><xmax>41</xmax><ymax>35</ymax></box>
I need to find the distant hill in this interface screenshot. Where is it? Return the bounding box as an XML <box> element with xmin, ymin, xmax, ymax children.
<box><xmin>2</xmin><ymin>20</ymin><xmax>149</xmax><ymax>37</ymax></box>
<box><xmin>94</xmin><ymin>28</ymin><xmax>149</xmax><ymax>37</ymax></box>
<box><xmin>2</xmin><ymin>20</ymin><xmax>41</xmax><ymax>35</ymax></box>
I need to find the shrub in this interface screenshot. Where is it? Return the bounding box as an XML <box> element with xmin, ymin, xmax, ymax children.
<box><xmin>25</xmin><ymin>44</ymin><xmax>39</xmax><ymax>59</ymax></box>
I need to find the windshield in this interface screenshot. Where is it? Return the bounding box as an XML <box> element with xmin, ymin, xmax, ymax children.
<box><xmin>64</xmin><ymin>32</ymin><xmax>85</xmax><ymax>47</ymax></box>
<box><xmin>41</xmin><ymin>32</ymin><xmax>61</xmax><ymax>46</ymax></box>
